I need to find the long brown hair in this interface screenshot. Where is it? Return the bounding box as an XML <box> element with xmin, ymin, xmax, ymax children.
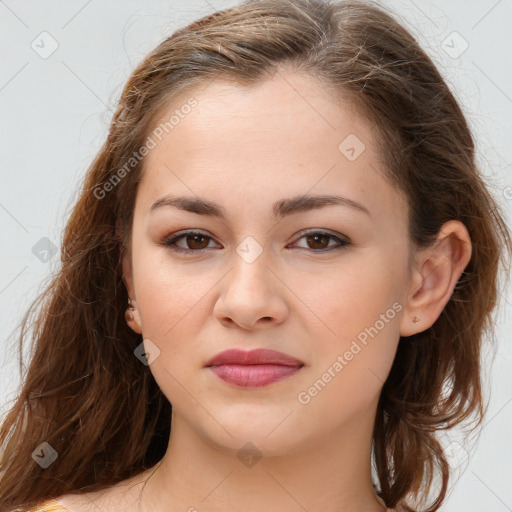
<box><xmin>1</xmin><ymin>1</ymin><xmax>511</xmax><ymax>510</ymax></box>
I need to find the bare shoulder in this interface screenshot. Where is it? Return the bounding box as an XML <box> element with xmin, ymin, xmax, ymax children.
<box><xmin>53</xmin><ymin>490</ymin><xmax>115</xmax><ymax>512</ymax></box>
<box><xmin>54</xmin><ymin>471</ymin><xmax>153</xmax><ymax>512</ymax></box>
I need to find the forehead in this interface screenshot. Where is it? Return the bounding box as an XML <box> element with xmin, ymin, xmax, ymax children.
<box><xmin>147</xmin><ymin>71</ymin><xmax>369</xmax><ymax>166</ymax></box>
<box><xmin>137</xmin><ymin>70</ymin><xmax>407</xmax><ymax>231</ymax></box>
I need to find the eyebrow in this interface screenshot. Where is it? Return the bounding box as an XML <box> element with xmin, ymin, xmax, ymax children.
<box><xmin>148</xmin><ymin>193</ymin><xmax>371</xmax><ymax>219</ymax></box>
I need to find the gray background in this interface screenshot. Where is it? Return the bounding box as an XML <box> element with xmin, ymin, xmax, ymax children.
<box><xmin>1</xmin><ymin>1</ymin><xmax>511</xmax><ymax>510</ymax></box>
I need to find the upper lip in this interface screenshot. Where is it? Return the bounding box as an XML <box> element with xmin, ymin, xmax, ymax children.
<box><xmin>205</xmin><ymin>348</ymin><xmax>304</xmax><ymax>367</ymax></box>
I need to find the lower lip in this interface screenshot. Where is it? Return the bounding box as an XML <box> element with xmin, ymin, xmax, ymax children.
<box><xmin>208</xmin><ymin>364</ymin><xmax>303</xmax><ymax>388</ymax></box>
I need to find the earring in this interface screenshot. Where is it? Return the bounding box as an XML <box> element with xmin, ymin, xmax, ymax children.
<box><xmin>125</xmin><ymin>298</ymin><xmax>136</xmax><ymax>322</ymax></box>
<box><xmin>413</xmin><ymin>315</ymin><xmax>420</xmax><ymax>324</ymax></box>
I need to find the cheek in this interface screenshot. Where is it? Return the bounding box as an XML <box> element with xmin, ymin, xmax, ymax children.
<box><xmin>298</xmin><ymin>251</ymin><xmax>404</xmax><ymax>385</ymax></box>
<box><xmin>300</xmin><ymin>250</ymin><xmax>402</xmax><ymax>333</ymax></box>
<box><xmin>136</xmin><ymin>275</ymin><xmax>210</xmax><ymax>353</ymax></box>
<box><xmin>132</xmin><ymin>241</ymin><xmax>211</xmax><ymax>332</ymax></box>
<box><xmin>295</xmin><ymin>278</ymin><xmax>402</xmax><ymax>429</ymax></box>
<box><xmin>131</xmin><ymin>255</ymin><xmax>212</xmax><ymax>405</ymax></box>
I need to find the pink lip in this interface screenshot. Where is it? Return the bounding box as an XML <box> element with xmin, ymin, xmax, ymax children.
<box><xmin>205</xmin><ymin>349</ymin><xmax>304</xmax><ymax>388</ymax></box>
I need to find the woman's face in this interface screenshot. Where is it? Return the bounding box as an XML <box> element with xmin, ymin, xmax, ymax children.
<box><xmin>123</xmin><ymin>69</ymin><xmax>415</xmax><ymax>455</ymax></box>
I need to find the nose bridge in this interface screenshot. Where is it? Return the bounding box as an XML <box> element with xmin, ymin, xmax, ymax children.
<box><xmin>229</xmin><ymin>235</ymin><xmax>273</xmax><ymax>296</ymax></box>
<box><xmin>214</xmin><ymin>234</ymin><xmax>288</xmax><ymax>328</ymax></box>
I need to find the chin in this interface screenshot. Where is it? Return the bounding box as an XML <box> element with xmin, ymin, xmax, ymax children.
<box><xmin>199</xmin><ymin>417</ymin><xmax>306</xmax><ymax>459</ymax></box>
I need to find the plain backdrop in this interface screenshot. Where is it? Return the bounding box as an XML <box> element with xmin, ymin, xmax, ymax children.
<box><xmin>1</xmin><ymin>1</ymin><xmax>511</xmax><ymax>510</ymax></box>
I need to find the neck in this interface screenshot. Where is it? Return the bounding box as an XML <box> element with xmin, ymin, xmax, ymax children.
<box><xmin>140</xmin><ymin>397</ymin><xmax>387</xmax><ymax>512</ymax></box>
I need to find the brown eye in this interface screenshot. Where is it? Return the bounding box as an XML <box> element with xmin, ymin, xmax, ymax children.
<box><xmin>162</xmin><ymin>230</ymin><xmax>219</xmax><ymax>254</ymax></box>
<box><xmin>291</xmin><ymin>230</ymin><xmax>350</xmax><ymax>252</ymax></box>
<box><xmin>305</xmin><ymin>233</ymin><xmax>331</xmax><ymax>250</ymax></box>
<box><xmin>182</xmin><ymin>234</ymin><xmax>210</xmax><ymax>250</ymax></box>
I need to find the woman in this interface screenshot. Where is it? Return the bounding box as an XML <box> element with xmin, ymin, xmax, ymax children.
<box><xmin>1</xmin><ymin>0</ymin><xmax>510</xmax><ymax>511</ymax></box>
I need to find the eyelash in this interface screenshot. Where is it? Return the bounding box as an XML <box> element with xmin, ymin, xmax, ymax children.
<box><xmin>161</xmin><ymin>229</ymin><xmax>351</xmax><ymax>255</ymax></box>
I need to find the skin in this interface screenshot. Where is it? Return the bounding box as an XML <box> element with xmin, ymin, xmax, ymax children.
<box><xmin>58</xmin><ymin>68</ymin><xmax>472</xmax><ymax>512</ymax></box>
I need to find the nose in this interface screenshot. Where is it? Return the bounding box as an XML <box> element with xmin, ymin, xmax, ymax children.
<box><xmin>213</xmin><ymin>246</ymin><xmax>289</xmax><ymax>331</ymax></box>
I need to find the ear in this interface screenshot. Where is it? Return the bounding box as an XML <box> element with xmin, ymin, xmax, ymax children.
<box><xmin>117</xmin><ymin>224</ymin><xmax>143</xmax><ymax>335</ymax></box>
<box><xmin>400</xmin><ymin>220</ymin><xmax>472</xmax><ymax>337</ymax></box>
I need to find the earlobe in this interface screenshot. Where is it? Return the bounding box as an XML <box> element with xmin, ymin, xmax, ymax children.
<box><xmin>400</xmin><ymin>220</ymin><xmax>472</xmax><ymax>337</ymax></box>
<box><xmin>125</xmin><ymin>297</ymin><xmax>143</xmax><ymax>335</ymax></box>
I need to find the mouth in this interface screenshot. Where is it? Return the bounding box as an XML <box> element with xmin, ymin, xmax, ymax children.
<box><xmin>205</xmin><ymin>348</ymin><xmax>305</xmax><ymax>388</ymax></box>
